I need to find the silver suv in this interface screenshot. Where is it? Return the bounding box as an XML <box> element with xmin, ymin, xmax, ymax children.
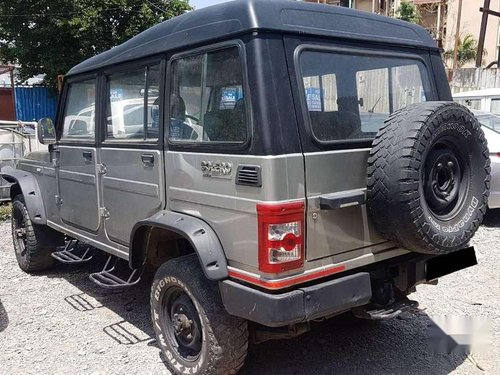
<box><xmin>2</xmin><ymin>1</ymin><xmax>490</xmax><ymax>374</ymax></box>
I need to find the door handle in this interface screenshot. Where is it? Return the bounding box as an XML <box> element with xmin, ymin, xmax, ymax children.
<box><xmin>319</xmin><ymin>190</ymin><xmax>366</xmax><ymax>210</ymax></box>
<box><xmin>82</xmin><ymin>151</ymin><xmax>93</xmax><ymax>161</ymax></box>
<box><xmin>141</xmin><ymin>153</ymin><xmax>155</xmax><ymax>166</ymax></box>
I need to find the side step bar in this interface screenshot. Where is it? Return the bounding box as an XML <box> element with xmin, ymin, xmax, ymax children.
<box><xmin>89</xmin><ymin>256</ymin><xmax>142</xmax><ymax>289</ymax></box>
<box><xmin>51</xmin><ymin>239</ymin><xmax>94</xmax><ymax>264</ymax></box>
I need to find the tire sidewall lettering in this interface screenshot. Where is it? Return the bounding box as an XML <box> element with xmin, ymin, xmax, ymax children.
<box><xmin>152</xmin><ymin>274</ymin><xmax>205</xmax><ymax>374</ymax></box>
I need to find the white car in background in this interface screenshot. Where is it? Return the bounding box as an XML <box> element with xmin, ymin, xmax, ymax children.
<box><xmin>474</xmin><ymin>111</ymin><xmax>500</xmax><ymax>209</ymax></box>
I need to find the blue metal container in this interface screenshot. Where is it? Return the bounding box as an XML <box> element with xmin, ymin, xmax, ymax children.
<box><xmin>14</xmin><ymin>87</ymin><xmax>58</xmax><ymax>122</ymax></box>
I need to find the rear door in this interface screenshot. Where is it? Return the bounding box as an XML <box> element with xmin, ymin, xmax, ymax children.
<box><xmin>99</xmin><ymin>63</ymin><xmax>164</xmax><ymax>246</ymax></box>
<box><xmin>286</xmin><ymin>38</ymin><xmax>436</xmax><ymax>261</ymax></box>
<box><xmin>57</xmin><ymin>78</ymin><xmax>100</xmax><ymax>232</ymax></box>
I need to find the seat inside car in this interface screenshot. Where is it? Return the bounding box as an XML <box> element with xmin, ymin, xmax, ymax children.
<box><xmin>204</xmin><ymin>98</ymin><xmax>246</xmax><ymax>142</ymax></box>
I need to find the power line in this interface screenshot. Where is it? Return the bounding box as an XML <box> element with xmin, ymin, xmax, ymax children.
<box><xmin>144</xmin><ymin>0</ymin><xmax>166</xmax><ymax>13</ymax></box>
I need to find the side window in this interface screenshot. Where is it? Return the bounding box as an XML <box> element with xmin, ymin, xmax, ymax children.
<box><xmin>391</xmin><ymin>64</ymin><xmax>426</xmax><ymax>109</ymax></box>
<box><xmin>106</xmin><ymin>65</ymin><xmax>160</xmax><ymax>141</ymax></box>
<box><xmin>169</xmin><ymin>46</ymin><xmax>247</xmax><ymax>144</ymax></box>
<box><xmin>458</xmin><ymin>99</ymin><xmax>482</xmax><ymax>111</ymax></box>
<box><xmin>62</xmin><ymin>79</ymin><xmax>96</xmax><ymax>140</ymax></box>
<box><xmin>491</xmin><ymin>98</ymin><xmax>500</xmax><ymax>115</ymax></box>
<box><xmin>299</xmin><ymin>49</ymin><xmax>431</xmax><ymax>142</ymax></box>
<box><xmin>356</xmin><ymin>68</ymin><xmax>390</xmax><ymax>115</ymax></box>
<box><xmin>304</xmin><ymin>74</ymin><xmax>338</xmax><ymax>112</ymax></box>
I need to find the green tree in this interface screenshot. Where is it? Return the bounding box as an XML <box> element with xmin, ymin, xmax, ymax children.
<box><xmin>396</xmin><ymin>2</ymin><xmax>421</xmax><ymax>24</ymax></box>
<box><xmin>444</xmin><ymin>34</ymin><xmax>487</xmax><ymax>68</ymax></box>
<box><xmin>0</xmin><ymin>0</ymin><xmax>191</xmax><ymax>87</ymax></box>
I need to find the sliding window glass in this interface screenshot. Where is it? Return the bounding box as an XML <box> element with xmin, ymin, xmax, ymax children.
<box><xmin>169</xmin><ymin>46</ymin><xmax>247</xmax><ymax>144</ymax></box>
<box><xmin>106</xmin><ymin>65</ymin><xmax>160</xmax><ymax>141</ymax></box>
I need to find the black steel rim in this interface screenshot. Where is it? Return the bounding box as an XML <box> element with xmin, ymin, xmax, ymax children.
<box><xmin>161</xmin><ymin>286</ymin><xmax>203</xmax><ymax>362</ymax></box>
<box><xmin>423</xmin><ymin>138</ymin><xmax>469</xmax><ymax>220</ymax></box>
<box><xmin>12</xmin><ymin>209</ymin><xmax>27</xmax><ymax>258</ymax></box>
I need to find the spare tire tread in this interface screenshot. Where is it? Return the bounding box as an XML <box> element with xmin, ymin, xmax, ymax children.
<box><xmin>367</xmin><ymin>102</ymin><xmax>490</xmax><ymax>254</ymax></box>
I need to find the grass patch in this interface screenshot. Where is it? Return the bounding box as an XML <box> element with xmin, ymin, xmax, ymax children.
<box><xmin>0</xmin><ymin>203</ymin><xmax>11</xmax><ymax>222</ymax></box>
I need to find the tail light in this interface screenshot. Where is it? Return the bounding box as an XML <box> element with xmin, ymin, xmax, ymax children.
<box><xmin>257</xmin><ymin>201</ymin><xmax>305</xmax><ymax>274</ymax></box>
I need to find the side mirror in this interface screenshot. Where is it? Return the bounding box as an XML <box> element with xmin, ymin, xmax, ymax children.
<box><xmin>37</xmin><ymin>118</ymin><xmax>56</xmax><ymax>145</ymax></box>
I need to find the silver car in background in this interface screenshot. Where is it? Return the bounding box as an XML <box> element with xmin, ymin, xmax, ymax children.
<box><xmin>474</xmin><ymin>111</ymin><xmax>500</xmax><ymax>208</ymax></box>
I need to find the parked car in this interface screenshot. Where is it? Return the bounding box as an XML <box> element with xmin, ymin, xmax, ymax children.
<box><xmin>474</xmin><ymin>110</ymin><xmax>500</xmax><ymax>209</ymax></box>
<box><xmin>1</xmin><ymin>1</ymin><xmax>490</xmax><ymax>374</ymax></box>
<box><xmin>0</xmin><ymin>121</ymin><xmax>46</xmax><ymax>201</ymax></box>
<box><xmin>454</xmin><ymin>88</ymin><xmax>500</xmax><ymax>115</ymax></box>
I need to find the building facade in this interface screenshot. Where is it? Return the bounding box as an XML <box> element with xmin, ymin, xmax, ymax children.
<box><xmin>445</xmin><ymin>0</ymin><xmax>500</xmax><ymax>68</ymax></box>
<box><xmin>305</xmin><ymin>0</ymin><xmax>500</xmax><ymax>68</ymax></box>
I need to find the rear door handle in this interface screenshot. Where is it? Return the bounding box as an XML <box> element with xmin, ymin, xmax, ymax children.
<box><xmin>141</xmin><ymin>153</ymin><xmax>155</xmax><ymax>166</ymax></box>
<box><xmin>319</xmin><ymin>190</ymin><xmax>366</xmax><ymax>210</ymax></box>
<box><xmin>82</xmin><ymin>151</ymin><xmax>93</xmax><ymax>161</ymax></box>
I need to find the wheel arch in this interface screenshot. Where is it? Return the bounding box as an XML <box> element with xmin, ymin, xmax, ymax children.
<box><xmin>130</xmin><ymin>211</ymin><xmax>229</xmax><ymax>281</ymax></box>
<box><xmin>1</xmin><ymin>168</ymin><xmax>47</xmax><ymax>225</ymax></box>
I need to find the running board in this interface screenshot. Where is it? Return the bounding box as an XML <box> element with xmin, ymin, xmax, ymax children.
<box><xmin>51</xmin><ymin>239</ymin><xmax>94</xmax><ymax>264</ymax></box>
<box><xmin>89</xmin><ymin>256</ymin><xmax>142</xmax><ymax>289</ymax></box>
<box><xmin>352</xmin><ymin>299</ymin><xmax>419</xmax><ymax>320</ymax></box>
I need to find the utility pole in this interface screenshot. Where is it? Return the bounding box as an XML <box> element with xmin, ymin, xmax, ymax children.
<box><xmin>436</xmin><ymin>1</ymin><xmax>442</xmax><ymax>42</ymax></box>
<box><xmin>452</xmin><ymin>0</ymin><xmax>463</xmax><ymax>70</ymax></box>
<box><xmin>477</xmin><ymin>0</ymin><xmax>500</xmax><ymax>67</ymax></box>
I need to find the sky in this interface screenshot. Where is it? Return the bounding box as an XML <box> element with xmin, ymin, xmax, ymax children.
<box><xmin>190</xmin><ymin>0</ymin><xmax>233</xmax><ymax>10</ymax></box>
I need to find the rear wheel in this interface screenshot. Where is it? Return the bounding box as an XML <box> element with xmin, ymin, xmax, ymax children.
<box><xmin>11</xmin><ymin>195</ymin><xmax>55</xmax><ymax>272</ymax></box>
<box><xmin>151</xmin><ymin>254</ymin><xmax>248</xmax><ymax>375</ymax></box>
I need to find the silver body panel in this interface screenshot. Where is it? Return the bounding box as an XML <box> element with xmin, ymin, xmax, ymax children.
<box><xmin>304</xmin><ymin>149</ymin><xmax>391</xmax><ymax>261</ymax></box>
<box><xmin>100</xmin><ymin>148</ymin><xmax>164</xmax><ymax>245</ymax></box>
<box><xmin>58</xmin><ymin>146</ymin><xmax>100</xmax><ymax>232</ymax></box>
<box><xmin>17</xmin><ymin>148</ymin><xmax>409</xmax><ymax>276</ymax></box>
<box><xmin>166</xmin><ymin>151</ymin><xmax>305</xmax><ymax>269</ymax></box>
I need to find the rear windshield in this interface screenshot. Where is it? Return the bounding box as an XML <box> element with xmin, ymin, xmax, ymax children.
<box><xmin>298</xmin><ymin>49</ymin><xmax>432</xmax><ymax>142</ymax></box>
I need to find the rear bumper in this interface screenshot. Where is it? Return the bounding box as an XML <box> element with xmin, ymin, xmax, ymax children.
<box><xmin>220</xmin><ymin>272</ymin><xmax>372</xmax><ymax>327</ymax></box>
<box><xmin>220</xmin><ymin>247</ymin><xmax>477</xmax><ymax>327</ymax></box>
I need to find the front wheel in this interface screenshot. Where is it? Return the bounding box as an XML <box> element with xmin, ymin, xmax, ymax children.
<box><xmin>150</xmin><ymin>254</ymin><xmax>248</xmax><ymax>375</ymax></box>
<box><xmin>11</xmin><ymin>195</ymin><xmax>55</xmax><ymax>272</ymax></box>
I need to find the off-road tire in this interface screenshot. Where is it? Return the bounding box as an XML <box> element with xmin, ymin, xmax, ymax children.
<box><xmin>151</xmin><ymin>254</ymin><xmax>248</xmax><ymax>375</ymax></box>
<box><xmin>11</xmin><ymin>194</ymin><xmax>55</xmax><ymax>272</ymax></box>
<box><xmin>367</xmin><ymin>102</ymin><xmax>490</xmax><ymax>254</ymax></box>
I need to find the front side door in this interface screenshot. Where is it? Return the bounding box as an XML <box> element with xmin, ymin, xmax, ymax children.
<box><xmin>100</xmin><ymin>63</ymin><xmax>164</xmax><ymax>246</ymax></box>
<box><xmin>287</xmin><ymin>37</ymin><xmax>435</xmax><ymax>261</ymax></box>
<box><xmin>57</xmin><ymin>78</ymin><xmax>100</xmax><ymax>232</ymax></box>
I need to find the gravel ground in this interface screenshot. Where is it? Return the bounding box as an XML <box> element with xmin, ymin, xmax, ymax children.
<box><xmin>0</xmin><ymin>215</ymin><xmax>499</xmax><ymax>375</ymax></box>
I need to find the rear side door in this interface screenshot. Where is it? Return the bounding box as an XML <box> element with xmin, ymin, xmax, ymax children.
<box><xmin>286</xmin><ymin>38</ymin><xmax>436</xmax><ymax>262</ymax></box>
<box><xmin>99</xmin><ymin>63</ymin><xmax>164</xmax><ymax>246</ymax></box>
<box><xmin>57</xmin><ymin>78</ymin><xmax>100</xmax><ymax>232</ymax></box>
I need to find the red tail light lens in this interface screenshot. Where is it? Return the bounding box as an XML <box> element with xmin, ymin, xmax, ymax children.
<box><xmin>257</xmin><ymin>201</ymin><xmax>305</xmax><ymax>274</ymax></box>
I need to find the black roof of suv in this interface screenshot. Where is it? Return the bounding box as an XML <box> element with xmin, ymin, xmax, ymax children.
<box><xmin>68</xmin><ymin>0</ymin><xmax>438</xmax><ymax>76</ymax></box>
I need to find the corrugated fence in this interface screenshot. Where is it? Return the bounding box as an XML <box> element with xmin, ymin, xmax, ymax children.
<box><xmin>14</xmin><ymin>86</ymin><xmax>58</xmax><ymax>122</ymax></box>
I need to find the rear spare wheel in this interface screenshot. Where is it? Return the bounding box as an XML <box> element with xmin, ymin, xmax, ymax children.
<box><xmin>367</xmin><ymin>102</ymin><xmax>490</xmax><ymax>254</ymax></box>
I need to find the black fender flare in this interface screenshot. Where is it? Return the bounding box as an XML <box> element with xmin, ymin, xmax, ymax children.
<box><xmin>1</xmin><ymin>167</ymin><xmax>47</xmax><ymax>225</ymax></box>
<box><xmin>130</xmin><ymin>211</ymin><xmax>228</xmax><ymax>281</ymax></box>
